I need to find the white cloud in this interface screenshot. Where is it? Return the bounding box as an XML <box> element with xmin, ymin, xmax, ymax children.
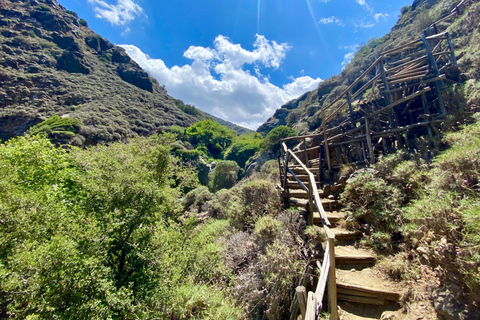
<box><xmin>355</xmin><ymin>0</ymin><xmax>372</xmax><ymax>12</ymax></box>
<box><xmin>88</xmin><ymin>0</ymin><xmax>145</xmax><ymax>25</ymax></box>
<box><xmin>341</xmin><ymin>44</ymin><xmax>359</xmax><ymax>69</ymax></box>
<box><xmin>121</xmin><ymin>27</ymin><xmax>131</xmax><ymax>36</ymax></box>
<box><xmin>319</xmin><ymin>16</ymin><xmax>342</xmax><ymax>25</ymax></box>
<box><xmin>374</xmin><ymin>13</ymin><xmax>388</xmax><ymax>22</ymax></box>
<box><xmin>319</xmin><ymin>0</ymin><xmax>331</xmax><ymax>3</ymax></box>
<box><xmin>120</xmin><ymin>35</ymin><xmax>321</xmax><ymax>130</ymax></box>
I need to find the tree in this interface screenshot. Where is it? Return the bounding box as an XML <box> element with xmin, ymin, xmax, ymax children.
<box><xmin>224</xmin><ymin>132</ymin><xmax>263</xmax><ymax>168</ymax></box>
<box><xmin>186</xmin><ymin>119</ymin><xmax>236</xmax><ymax>158</ymax></box>
<box><xmin>260</xmin><ymin>125</ymin><xmax>297</xmax><ymax>152</ymax></box>
<box><xmin>208</xmin><ymin>160</ymin><xmax>240</xmax><ymax>192</ymax></box>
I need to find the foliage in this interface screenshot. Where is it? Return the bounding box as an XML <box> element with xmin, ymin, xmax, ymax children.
<box><xmin>208</xmin><ymin>160</ymin><xmax>240</xmax><ymax>192</ymax></box>
<box><xmin>260</xmin><ymin>125</ymin><xmax>297</xmax><ymax>152</ymax></box>
<box><xmin>0</xmin><ymin>135</ymin><xmax>243</xmax><ymax>319</ymax></box>
<box><xmin>186</xmin><ymin>119</ymin><xmax>236</xmax><ymax>159</ymax></box>
<box><xmin>174</xmin><ymin>99</ymin><xmax>203</xmax><ymax>116</ymax></box>
<box><xmin>79</xmin><ymin>18</ymin><xmax>88</xmax><ymax>27</ymax></box>
<box><xmin>27</xmin><ymin>115</ymin><xmax>82</xmax><ymax>140</ymax></box>
<box><xmin>224</xmin><ymin>132</ymin><xmax>263</xmax><ymax>168</ymax></box>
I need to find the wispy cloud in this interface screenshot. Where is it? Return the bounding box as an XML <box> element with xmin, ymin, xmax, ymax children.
<box><xmin>319</xmin><ymin>0</ymin><xmax>331</xmax><ymax>3</ymax></box>
<box><xmin>121</xmin><ymin>35</ymin><xmax>321</xmax><ymax>129</ymax></box>
<box><xmin>319</xmin><ymin>16</ymin><xmax>343</xmax><ymax>25</ymax></box>
<box><xmin>374</xmin><ymin>13</ymin><xmax>388</xmax><ymax>22</ymax></box>
<box><xmin>88</xmin><ymin>0</ymin><xmax>145</xmax><ymax>25</ymax></box>
<box><xmin>341</xmin><ymin>44</ymin><xmax>359</xmax><ymax>69</ymax></box>
<box><xmin>355</xmin><ymin>0</ymin><xmax>372</xmax><ymax>12</ymax></box>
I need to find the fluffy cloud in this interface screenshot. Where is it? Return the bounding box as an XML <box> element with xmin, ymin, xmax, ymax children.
<box><xmin>120</xmin><ymin>35</ymin><xmax>321</xmax><ymax>130</ymax></box>
<box><xmin>88</xmin><ymin>0</ymin><xmax>145</xmax><ymax>25</ymax></box>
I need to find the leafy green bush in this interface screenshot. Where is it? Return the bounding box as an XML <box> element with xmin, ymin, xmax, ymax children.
<box><xmin>27</xmin><ymin>115</ymin><xmax>81</xmax><ymax>140</ymax></box>
<box><xmin>208</xmin><ymin>160</ymin><xmax>240</xmax><ymax>192</ymax></box>
<box><xmin>79</xmin><ymin>18</ymin><xmax>88</xmax><ymax>27</ymax></box>
<box><xmin>260</xmin><ymin>125</ymin><xmax>297</xmax><ymax>152</ymax></box>
<box><xmin>187</xmin><ymin>119</ymin><xmax>236</xmax><ymax>159</ymax></box>
<box><xmin>224</xmin><ymin>132</ymin><xmax>263</xmax><ymax>168</ymax></box>
<box><xmin>183</xmin><ymin>186</ymin><xmax>212</xmax><ymax>212</ymax></box>
<box><xmin>227</xmin><ymin>179</ymin><xmax>282</xmax><ymax>229</ymax></box>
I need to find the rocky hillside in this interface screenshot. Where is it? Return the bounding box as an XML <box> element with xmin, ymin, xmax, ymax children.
<box><xmin>0</xmin><ymin>0</ymin><xmax>249</xmax><ymax>145</ymax></box>
<box><xmin>257</xmin><ymin>0</ymin><xmax>479</xmax><ymax>136</ymax></box>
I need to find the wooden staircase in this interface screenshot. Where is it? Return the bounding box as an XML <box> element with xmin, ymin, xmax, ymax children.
<box><xmin>280</xmin><ymin>145</ymin><xmax>404</xmax><ymax>320</ymax></box>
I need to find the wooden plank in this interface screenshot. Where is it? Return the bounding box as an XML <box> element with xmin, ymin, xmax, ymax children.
<box><xmin>315</xmin><ymin>241</ymin><xmax>330</xmax><ymax>307</ymax></box>
<box><xmin>323</xmin><ymin>56</ymin><xmax>383</xmax><ymax>115</ymax></box>
<box><xmin>327</xmin><ymin>236</ymin><xmax>338</xmax><ymax>320</ymax></box>
<box><xmin>296</xmin><ymin>286</ymin><xmax>307</xmax><ymax>320</ymax></box>
<box><xmin>371</xmin><ymin>87</ymin><xmax>431</xmax><ymax>118</ymax></box>
<box><xmin>446</xmin><ymin>32</ymin><xmax>457</xmax><ymax>66</ymax></box>
<box><xmin>337</xmin><ymin>294</ymin><xmax>385</xmax><ymax>305</ymax></box>
<box><xmin>305</xmin><ymin>291</ymin><xmax>316</xmax><ymax>320</ymax></box>
<box><xmin>321</xmin><ymin>109</ymin><xmax>332</xmax><ymax>171</ymax></box>
<box><xmin>365</xmin><ymin>116</ymin><xmax>375</xmax><ymax>164</ymax></box>
<box><xmin>336</xmin><ymin>283</ymin><xmax>401</xmax><ymax>301</ymax></box>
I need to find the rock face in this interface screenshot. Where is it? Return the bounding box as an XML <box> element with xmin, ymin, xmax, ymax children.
<box><xmin>0</xmin><ymin>0</ymin><xmax>206</xmax><ymax>144</ymax></box>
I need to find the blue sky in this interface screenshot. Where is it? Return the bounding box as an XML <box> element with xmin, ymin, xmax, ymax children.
<box><xmin>59</xmin><ymin>0</ymin><xmax>412</xmax><ymax>129</ymax></box>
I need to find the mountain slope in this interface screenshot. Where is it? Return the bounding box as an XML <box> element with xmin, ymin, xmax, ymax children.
<box><xmin>257</xmin><ymin>0</ymin><xmax>478</xmax><ymax>136</ymax></box>
<box><xmin>0</xmin><ymin>0</ymin><xmax>249</xmax><ymax>144</ymax></box>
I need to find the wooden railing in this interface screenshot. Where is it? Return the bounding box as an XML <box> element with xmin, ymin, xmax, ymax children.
<box><xmin>280</xmin><ymin>142</ymin><xmax>338</xmax><ymax>320</ymax></box>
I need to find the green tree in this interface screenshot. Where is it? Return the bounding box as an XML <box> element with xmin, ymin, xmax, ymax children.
<box><xmin>186</xmin><ymin>119</ymin><xmax>236</xmax><ymax>158</ymax></box>
<box><xmin>208</xmin><ymin>160</ymin><xmax>240</xmax><ymax>192</ymax></box>
<box><xmin>260</xmin><ymin>125</ymin><xmax>297</xmax><ymax>152</ymax></box>
<box><xmin>224</xmin><ymin>132</ymin><xmax>263</xmax><ymax>168</ymax></box>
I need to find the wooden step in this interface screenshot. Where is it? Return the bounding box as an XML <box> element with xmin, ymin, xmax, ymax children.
<box><xmin>329</xmin><ymin>227</ymin><xmax>362</xmax><ymax>241</ymax></box>
<box><xmin>281</xmin><ymin>190</ymin><xmax>323</xmax><ymax>199</ymax></box>
<box><xmin>334</xmin><ymin>246</ymin><xmax>376</xmax><ymax>266</ymax></box>
<box><xmin>313</xmin><ymin>210</ymin><xmax>344</xmax><ymax>225</ymax></box>
<box><xmin>287</xmin><ymin>198</ymin><xmax>338</xmax><ymax>210</ymax></box>
<box><xmin>336</xmin><ymin>269</ymin><xmax>403</xmax><ymax>304</ymax></box>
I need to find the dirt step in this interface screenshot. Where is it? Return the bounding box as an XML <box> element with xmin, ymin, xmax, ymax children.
<box><xmin>336</xmin><ymin>268</ymin><xmax>403</xmax><ymax>304</ymax></box>
<box><xmin>285</xmin><ymin>182</ymin><xmax>322</xmax><ymax>190</ymax></box>
<box><xmin>329</xmin><ymin>227</ymin><xmax>362</xmax><ymax>241</ymax></box>
<box><xmin>334</xmin><ymin>246</ymin><xmax>376</xmax><ymax>267</ymax></box>
<box><xmin>289</xmin><ymin>166</ymin><xmax>320</xmax><ymax>173</ymax></box>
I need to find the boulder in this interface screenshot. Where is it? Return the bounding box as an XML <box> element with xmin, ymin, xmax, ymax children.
<box><xmin>52</xmin><ymin>32</ymin><xmax>75</xmax><ymax>49</ymax></box>
<box><xmin>56</xmin><ymin>51</ymin><xmax>89</xmax><ymax>74</ymax></box>
<box><xmin>117</xmin><ymin>65</ymin><xmax>153</xmax><ymax>92</ymax></box>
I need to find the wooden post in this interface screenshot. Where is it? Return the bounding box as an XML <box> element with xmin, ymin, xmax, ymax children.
<box><xmin>446</xmin><ymin>32</ymin><xmax>457</xmax><ymax>66</ymax></box>
<box><xmin>296</xmin><ymin>286</ymin><xmax>307</xmax><ymax>320</ymax></box>
<box><xmin>283</xmin><ymin>152</ymin><xmax>290</xmax><ymax>190</ymax></box>
<box><xmin>346</xmin><ymin>91</ymin><xmax>354</xmax><ymax>122</ymax></box>
<box><xmin>308</xmin><ymin>181</ymin><xmax>314</xmax><ymax>226</ymax></box>
<box><xmin>318</xmin><ymin>142</ymin><xmax>323</xmax><ymax>183</ymax></box>
<box><xmin>365</xmin><ymin>116</ymin><xmax>375</xmax><ymax>164</ymax></box>
<box><xmin>304</xmin><ymin>138</ymin><xmax>309</xmax><ymax>168</ymax></box>
<box><xmin>321</xmin><ymin>109</ymin><xmax>332</xmax><ymax>171</ymax></box>
<box><xmin>421</xmin><ymin>33</ymin><xmax>446</xmax><ymax>114</ymax></box>
<box><xmin>421</xmin><ymin>93</ymin><xmax>433</xmax><ymax>139</ymax></box>
<box><xmin>327</xmin><ymin>236</ymin><xmax>338</xmax><ymax>320</ymax></box>
<box><xmin>278</xmin><ymin>156</ymin><xmax>284</xmax><ymax>185</ymax></box>
<box><xmin>305</xmin><ymin>291</ymin><xmax>317</xmax><ymax>320</ymax></box>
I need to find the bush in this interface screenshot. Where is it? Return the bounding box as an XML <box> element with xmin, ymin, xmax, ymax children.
<box><xmin>182</xmin><ymin>186</ymin><xmax>212</xmax><ymax>212</ymax></box>
<box><xmin>224</xmin><ymin>132</ymin><xmax>263</xmax><ymax>168</ymax></box>
<box><xmin>228</xmin><ymin>179</ymin><xmax>282</xmax><ymax>229</ymax></box>
<box><xmin>208</xmin><ymin>160</ymin><xmax>240</xmax><ymax>192</ymax></box>
<box><xmin>187</xmin><ymin>119</ymin><xmax>236</xmax><ymax>159</ymax></box>
<box><xmin>79</xmin><ymin>18</ymin><xmax>88</xmax><ymax>27</ymax></box>
<box><xmin>260</xmin><ymin>125</ymin><xmax>297</xmax><ymax>152</ymax></box>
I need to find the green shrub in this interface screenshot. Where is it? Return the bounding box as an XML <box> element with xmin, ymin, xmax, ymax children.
<box><xmin>65</xmin><ymin>9</ymin><xmax>79</xmax><ymax>19</ymax></box>
<box><xmin>187</xmin><ymin>119</ymin><xmax>236</xmax><ymax>159</ymax></box>
<box><xmin>228</xmin><ymin>179</ymin><xmax>282</xmax><ymax>229</ymax></box>
<box><xmin>27</xmin><ymin>115</ymin><xmax>81</xmax><ymax>139</ymax></box>
<box><xmin>182</xmin><ymin>186</ymin><xmax>212</xmax><ymax>212</ymax></box>
<box><xmin>341</xmin><ymin>170</ymin><xmax>403</xmax><ymax>232</ymax></box>
<box><xmin>224</xmin><ymin>132</ymin><xmax>263</xmax><ymax>168</ymax></box>
<box><xmin>208</xmin><ymin>160</ymin><xmax>240</xmax><ymax>192</ymax></box>
<box><xmin>254</xmin><ymin>215</ymin><xmax>282</xmax><ymax>243</ymax></box>
<box><xmin>79</xmin><ymin>18</ymin><xmax>88</xmax><ymax>27</ymax></box>
<box><xmin>260</xmin><ymin>125</ymin><xmax>297</xmax><ymax>152</ymax></box>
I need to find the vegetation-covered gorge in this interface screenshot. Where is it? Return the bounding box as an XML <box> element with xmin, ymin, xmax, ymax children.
<box><xmin>0</xmin><ymin>116</ymin><xmax>309</xmax><ymax>319</ymax></box>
